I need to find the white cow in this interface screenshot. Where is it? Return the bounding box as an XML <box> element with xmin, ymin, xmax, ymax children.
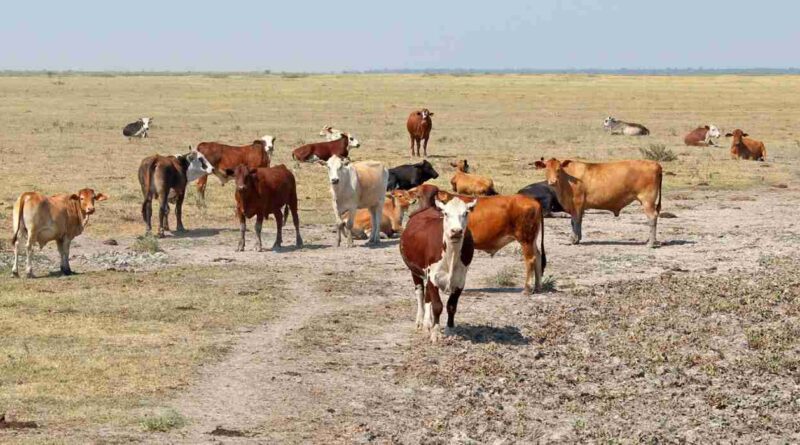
<box><xmin>319</xmin><ymin>125</ymin><xmax>342</xmax><ymax>141</ymax></box>
<box><xmin>320</xmin><ymin>155</ymin><xmax>388</xmax><ymax>247</ymax></box>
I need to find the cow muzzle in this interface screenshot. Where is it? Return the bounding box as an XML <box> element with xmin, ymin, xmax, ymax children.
<box><xmin>330</xmin><ymin>179</ymin><xmax>339</xmax><ymax>185</ymax></box>
<box><xmin>448</xmin><ymin>229</ymin><xmax>464</xmax><ymax>240</ymax></box>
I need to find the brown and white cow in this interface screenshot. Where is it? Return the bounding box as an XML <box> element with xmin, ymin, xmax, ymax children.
<box><xmin>11</xmin><ymin>188</ymin><xmax>108</xmax><ymax>277</ymax></box>
<box><xmin>684</xmin><ymin>125</ymin><xmax>721</xmax><ymax>147</ymax></box>
<box><xmin>293</xmin><ymin>132</ymin><xmax>360</xmax><ymax>163</ymax></box>
<box><xmin>228</xmin><ymin>164</ymin><xmax>302</xmax><ymax>252</ymax></box>
<box><xmin>319</xmin><ymin>125</ymin><xmax>342</xmax><ymax>141</ymax></box>
<box><xmin>449</xmin><ymin>159</ymin><xmax>498</xmax><ymax>196</ymax></box>
<box><xmin>534</xmin><ymin>158</ymin><xmax>663</xmax><ymax>247</ymax></box>
<box><xmin>400</xmin><ymin>197</ymin><xmax>476</xmax><ymax>342</ymax></box>
<box><xmin>195</xmin><ymin>135</ymin><xmax>275</xmax><ymax>199</ymax></box>
<box><xmin>138</xmin><ymin>151</ymin><xmax>213</xmax><ymax>237</ymax></box>
<box><xmin>347</xmin><ymin>189</ymin><xmax>416</xmax><ymax>239</ymax></box>
<box><xmin>725</xmin><ymin>129</ymin><xmax>766</xmax><ymax>161</ymax></box>
<box><xmin>407</xmin><ymin>108</ymin><xmax>433</xmax><ymax>157</ymax></box>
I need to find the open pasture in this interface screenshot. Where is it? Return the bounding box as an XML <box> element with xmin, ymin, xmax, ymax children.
<box><xmin>1</xmin><ymin>74</ymin><xmax>799</xmax><ymax>443</ymax></box>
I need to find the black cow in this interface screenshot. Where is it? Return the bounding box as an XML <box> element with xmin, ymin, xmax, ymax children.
<box><xmin>387</xmin><ymin>160</ymin><xmax>439</xmax><ymax>191</ymax></box>
<box><xmin>518</xmin><ymin>181</ymin><xmax>564</xmax><ymax>217</ymax></box>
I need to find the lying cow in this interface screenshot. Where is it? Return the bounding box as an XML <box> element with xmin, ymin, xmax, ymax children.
<box><xmin>518</xmin><ymin>181</ymin><xmax>565</xmax><ymax>216</ymax></box>
<box><xmin>321</xmin><ymin>155</ymin><xmax>388</xmax><ymax>247</ymax></box>
<box><xmin>450</xmin><ymin>159</ymin><xmax>497</xmax><ymax>196</ymax></box>
<box><xmin>603</xmin><ymin>116</ymin><xmax>650</xmax><ymax>136</ymax></box>
<box><xmin>387</xmin><ymin>160</ymin><xmax>439</xmax><ymax>190</ymax></box>
<box><xmin>534</xmin><ymin>157</ymin><xmax>663</xmax><ymax>247</ymax></box>
<box><xmin>11</xmin><ymin>188</ymin><xmax>108</xmax><ymax>278</ymax></box>
<box><xmin>138</xmin><ymin>151</ymin><xmax>214</xmax><ymax>237</ymax></box>
<box><xmin>684</xmin><ymin>125</ymin><xmax>721</xmax><ymax>147</ymax></box>
<box><xmin>400</xmin><ymin>197</ymin><xmax>476</xmax><ymax>342</ymax></box>
<box><xmin>195</xmin><ymin>135</ymin><xmax>275</xmax><ymax>199</ymax></box>
<box><xmin>347</xmin><ymin>190</ymin><xmax>416</xmax><ymax>239</ymax></box>
<box><xmin>293</xmin><ymin>132</ymin><xmax>360</xmax><ymax>162</ymax></box>
<box><xmin>319</xmin><ymin>125</ymin><xmax>342</xmax><ymax>140</ymax></box>
<box><xmin>123</xmin><ymin>117</ymin><xmax>152</xmax><ymax>139</ymax></box>
<box><xmin>407</xmin><ymin>108</ymin><xmax>433</xmax><ymax>157</ymax></box>
<box><xmin>227</xmin><ymin>164</ymin><xmax>302</xmax><ymax>252</ymax></box>
<box><xmin>726</xmin><ymin>129</ymin><xmax>766</xmax><ymax>161</ymax></box>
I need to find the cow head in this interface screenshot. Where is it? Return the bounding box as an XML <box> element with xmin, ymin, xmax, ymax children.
<box><xmin>418</xmin><ymin>160</ymin><xmax>439</xmax><ymax>180</ymax></box>
<box><xmin>320</xmin><ymin>155</ymin><xmax>351</xmax><ymax>186</ymax></box>
<box><xmin>450</xmin><ymin>159</ymin><xmax>469</xmax><ymax>173</ymax></box>
<box><xmin>435</xmin><ymin>198</ymin><xmax>476</xmax><ymax>241</ymax></box>
<box><xmin>389</xmin><ymin>189</ymin><xmax>417</xmax><ymax>209</ymax></box>
<box><xmin>71</xmin><ymin>188</ymin><xmax>108</xmax><ymax>218</ymax></box>
<box><xmin>534</xmin><ymin>157</ymin><xmax>571</xmax><ymax>186</ymax></box>
<box><xmin>725</xmin><ymin>129</ymin><xmax>748</xmax><ymax>142</ymax></box>
<box><xmin>260</xmin><ymin>135</ymin><xmax>276</xmax><ymax>154</ymax></box>
<box><xmin>225</xmin><ymin>164</ymin><xmax>257</xmax><ymax>192</ymax></box>
<box><xmin>603</xmin><ymin>116</ymin><xmax>616</xmax><ymax>129</ymax></box>
<box><xmin>419</xmin><ymin>108</ymin><xmax>434</xmax><ymax>120</ymax></box>
<box><xmin>707</xmin><ymin>125</ymin><xmax>721</xmax><ymax>139</ymax></box>
<box><xmin>340</xmin><ymin>132</ymin><xmax>360</xmax><ymax>148</ymax></box>
<box><xmin>319</xmin><ymin>125</ymin><xmax>342</xmax><ymax>140</ymax></box>
<box><xmin>182</xmin><ymin>148</ymin><xmax>214</xmax><ymax>182</ymax></box>
<box><xmin>141</xmin><ymin>117</ymin><xmax>152</xmax><ymax>129</ymax></box>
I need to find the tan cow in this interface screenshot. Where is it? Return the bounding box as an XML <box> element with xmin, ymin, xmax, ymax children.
<box><xmin>534</xmin><ymin>158</ymin><xmax>662</xmax><ymax>247</ymax></box>
<box><xmin>725</xmin><ymin>129</ymin><xmax>766</xmax><ymax>161</ymax></box>
<box><xmin>11</xmin><ymin>188</ymin><xmax>108</xmax><ymax>278</ymax></box>
<box><xmin>449</xmin><ymin>159</ymin><xmax>498</xmax><ymax>196</ymax></box>
<box><xmin>347</xmin><ymin>190</ymin><xmax>417</xmax><ymax>239</ymax></box>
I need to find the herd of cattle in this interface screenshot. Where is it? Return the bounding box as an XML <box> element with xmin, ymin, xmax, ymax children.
<box><xmin>8</xmin><ymin>111</ymin><xmax>769</xmax><ymax>341</ymax></box>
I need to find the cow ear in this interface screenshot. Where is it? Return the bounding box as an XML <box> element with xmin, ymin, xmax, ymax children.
<box><xmin>560</xmin><ymin>160</ymin><xmax>572</xmax><ymax>168</ymax></box>
<box><xmin>69</xmin><ymin>194</ymin><xmax>80</xmax><ymax>201</ymax></box>
<box><xmin>342</xmin><ymin>158</ymin><xmax>351</xmax><ymax>165</ymax></box>
<box><xmin>742</xmin><ymin>133</ymin><xmax>749</xmax><ymax>137</ymax></box>
<box><xmin>434</xmin><ymin>199</ymin><xmax>446</xmax><ymax>211</ymax></box>
<box><xmin>725</xmin><ymin>133</ymin><xmax>733</xmax><ymax>137</ymax></box>
<box><xmin>533</xmin><ymin>161</ymin><xmax>546</xmax><ymax>169</ymax></box>
<box><xmin>465</xmin><ymin>200</ymin><xmax>477</xmax><ymax>211</ymax></box>
<box><xmin>95</xmin><ymin>193</ymin><xmax>108</xmax><ymax>202</ymax></box>
<box><xmin>428</xmin><ymin>112</ymin><xmax>434</xmax><ymax>116</ymax></box>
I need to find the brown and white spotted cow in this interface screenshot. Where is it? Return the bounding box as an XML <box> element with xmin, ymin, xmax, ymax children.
<box><xmin>194</xmin><ymin>135</ymin><xmax>275</xmax><ymax>199</ymax></box>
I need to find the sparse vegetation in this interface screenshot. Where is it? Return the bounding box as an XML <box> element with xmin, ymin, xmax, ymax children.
<box><xmin>131</xmin><ymin>234</ymin><xmax>162</xmax><ymax>253</ymax></box>
<box><xmin>140</xmin><ymin>408</ymin><xmax>186</xmax><ymax>432</ymax></box>
<box><xmin>487</xmin><ymin>265</ymin><xmax>518</xmax><ymax>287</ymax></box>
<box><xmin>640</xmin><ymin>143</ymin><xmax>677</xmax><ymax>162</ymax></box>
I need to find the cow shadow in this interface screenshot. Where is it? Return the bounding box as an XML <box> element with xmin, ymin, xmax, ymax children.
<box><xmin>464</xmin><ymin>287</ymin><xmax>523</xmax><ymax>295</ymax></box>
<box><xmin>277</xmin><ymin>243</ymin><xmax>328</xmax><ymax>252</ymax></box>
<box><xmin>579</xmin><ymin>239</ymin><xmax>696</xmax><ymax>247</ymax></box>
<box><xmin>363</xmin><ymin>239</ymin><xmax>400</xmax><ymax>249</ymax></box>
<box><xmin>171</xmin><ymin>228</ymin><xmax>222</xmax><ymax>239</ymax></box>
<box><xmin>452</xmin><ymin>324</ymin><xmax>530</xmax><ymax>345</ymax></box>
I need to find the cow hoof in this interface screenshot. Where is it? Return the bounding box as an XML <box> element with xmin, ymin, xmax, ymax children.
<box><xmin>26</xmin><ymin>272</ymin><xmax>34</xmax><ymax>279</ymax></box>
<box><xmin>296</xmin><ymin>239</ymin><xmax>303</xmax><ymax>248</ymax></box>
<box><xmin>522</xmin><ymin>286</ymin><xmax>532</xmax><ymax>295</ymax></box>
<box><xmin>271</xmin><ymin>245</ymin><xmax>282</xmax><ymax>252</ymax></box>
<box><xmin>157</xmin><ymin>233</ymin><xmax>166</xmax><ymax>239</ymax></box>
<box><xmin>235</xmin><ymin>246</ymin><xmax>244</xmax><ymax>252</ymax></box>
<box><xmin>176</xmin><ymin>227</ymin><xmax>187</xmax><ymax>233</ymax></box>
<box><xmin>11</xmin><ymin>270</ymin><xmax>19</xmax><ymax>278</ymax></box>
<box><xmin>430</xmin><ymin>329</ymin><xmax>442</xmax><ymax>343</ymax></box>
<box><xmin>444</xmin><ymin>326</ymin><xmax>454</xmax><ymax>337</ymax></box>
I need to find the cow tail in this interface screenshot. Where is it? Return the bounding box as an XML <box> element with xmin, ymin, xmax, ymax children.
<box><xmin>656</xmin><ymin>166</ymin><xmax>663</xmax><ymax>213</ymax></box>
<box><xmin>283</xmin><ymin>204</ymin><xmax>290</xmax><ymax>222</ymax></box>
<box><xmin>539</xmin><ymin>209</ymin><xmax>546</xmax><ymax>272</ymax></box>
<box><xmin>11</xmin><ymin>194</ymin><xmax>26</xmax><ymax>245</ymax></box>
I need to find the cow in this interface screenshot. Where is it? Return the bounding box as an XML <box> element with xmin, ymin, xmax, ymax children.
<box><xmin>387</xmin><ymin>160</ymin><xmax>439</xmax><ymax>190</ymax></box>
<box><xmin>138</xmin><ymin>151</ymin><xmax>214</xmax><ymax>237</ymax></box>
<box><xmin>400</xmin><ymin>198</ymin><xmax>476</xmax><ymax>342</ymax></box>
<box><xmin>320</xmin><ymin>155</ymin><xmax>389</xmax><ymax>247</ymax></box>
<box><xmin>518</xmin><ymin>181</ymin><xmax>565</xmax><ymax>216</ymax></box>
<box><xmin>534</xmin><ymin>157</ymin><xmax>663</xmax><ymax>247</ymax></box>
<box><xmin>412</xmin><ymin>185</ymin><xmax>546</xmax><ymax>294</ymax></box>
<box><xmin>407</xmin><ymin>108</ymin><xmax>433</xmax><ymax>157</ymax></box>
<box><xmin>603</xmin><ymin>116</ymin><xmax>650</xmax><ymax>136</ymax></box>
<box><xmin>11</xmin><ymin>188</ymin><xmax>108</xmax><ymax>278</ymax></box>
<box><xmin>292</xmin><ymin>133</ymin><xmax>360</xmax><ymax>163</ymax></box>
<box><xmin>449</xmin><ymin>159</ymin><xmax>498</xmax><ymax>196</ymax></box>
<box><xmin>227</xmin><ymin>164</ymin><xmax>302</xmax><ymax>252</ymax></box>
<box><xmin>194</xmin><ymin>135</ymin><xmax>275</xmax><ymax>199</ymax></box>
<box><xmin>347</xmin><ymin>189</ymin><xmax>417</xmax><ymax>239</ymax></box>
<box><xmin>123</xmin><ymin>117</ymin><xmax>152</xmax><ymax>139</ymax></box>
<box><xmin>725</xmin><ymin>129</ymin><xmax>766</xmax><ymax>161</ymax></box>
<box><xmin>319</xmin><ymin>125</ymin><xmax>342</xmax><ymax>141</ymax></box>
<box><xmin>684</xmin><ymin>125</ymin><xmax>721</xmax><ymax>147</ymax></box>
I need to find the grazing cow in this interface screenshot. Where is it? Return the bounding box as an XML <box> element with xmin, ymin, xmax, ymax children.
<box><xmin>410</xmin><ymin>185</ymin><xmax>547</xmax><ymax>294</ymax></box>
<box><xmin>195</xmin><ymin>135</ymin><xmax>275</xmax><ymax>199</ymax></box>
<box><xmin>407</xmin><ymin>108</ymin><xmax>433</xmax><ymax>157</ymax></box>
<box><xmin>123</xmin><ymin>117</ymin><xmax>152</xmax><ymax>139</ymax></box>
<box><xmin>138</xmin><ymin>151</ymin><xmax>214</xmax><ymax>237</ymax></box>
<box><xmin>320</xmin><ymin>155</ymin><xmax>389</xmax><ymax>247</ymax></box>
<box><xmin>726</xmin><ymin>129</ymin><xmax>766</xmax><ymax>161</ymax></box>
<box><xmin>387</xmin><ymin>160</ymin><xmax>439</xmax><ymax>190</ymax></box>
<box><xmin>319</xmin><ymin>125</ymin><xmax>342</xmax><ymax>140</ymax></box>
<box><xmin>684</xmin><ymin>125</ymin><xmax>721</xmax><ymax>147</ymax></box>
<box><xmin>449</xmin><ymin>159</ymin><xmax>498</xmax><ymax>196</ymax></box>
<box><xmin>534</xmin><ymin>158</ymin><xmax>662</xmax><ymax>247</ymax></box>
<box><xmin>603</xmin><ymin>116</ymin><xmax>650</xmax><ymax>136</ymax></box>
<box><xmin>518</xmin><ymin>181</ymin><xmax>565</xmax><ymax>216</ymax></box>
<box><xmin>400</xmin><ymin>198</ymin><xmax>476</xmax><ymax>342</ymax></box>
<box><xmin>292</xmin><ymin>133</ymin><xmax>360</xmax><ymax>162</ymax></box>
<box><xmin>11</xmin><ymin>188</ymin><xmax>108</xmax><ymax>278</ymax></box>
<box><xmin>227</xmin><ymin>164</ymin><xmax>302</xmax><ymax>252</ymax></box>
<box><xmin>347</xmin><ymin>190</ymin><xmax>417</xmax><ymax>239</ymax></box>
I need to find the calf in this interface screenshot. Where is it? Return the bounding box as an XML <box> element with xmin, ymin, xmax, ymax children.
<box><xmin>407</xmin><ymin>108</ymin><xmax>433</xmax><ymax>157</ymax></box>
<box><xmin>123</xmin><ymin>117</ymin><xmax>152</xmax><ymax>139</ymax></box>
<box><xmin>319</xmin><ymin>125</ymin><xmax>342</xmax><ymax>140</ymax></box>
<box><xmin>534</xmin><ymin>157</ymin><xmax>662</xmax><ymax>247</ymax></box>
<box><xmin>400</xmin><ymin>198</ymin><xmax>476</xmax><ymax>342</ymax></box>
<box><xmin>321</xmin><ymin>155</ymin><xmax>389</xmax><ymax>247</ymax></box>
<box><xmin>348</xmin><ymin>190</ymin><xmax>416</xmax><ymax>239</ymax></box>
<box><xmin>684</xmin><ymin>125</ymin><xmax>721</xmax><ymax>147</ymax></box>
<box><xmin>293</xmin><ymin>133</ymin><xmax>360</xmax><ymax>162</ymax></box>
<box><xmin>138</xmin><ymin>151</ymin><xmax>213</xmax><ymax>237</ymax></box>
<box><xmin>518</xmin><ymin>181</ymin><xmax>565</xmax><ymax>216</ymax></box>
<box><xmin>603</xmin><ymin>116</ymin><xmax>650</xmax><ymax>136</ymax></box>
<box><xmin>450</xmin><ymin>159</ymin><xmax>498</xmax><ymax>196</ymax></box>
<box><xmin>387</xmin><ymin>159</ymin><xmax>439</xmax><ymax>190</ymax></box>
<box><xmin>11</xmin><ymin>188</ymin><xmax>107</xmax><ymax>278</ymax></box>
<box><xmin>726</xmin><ymin>129</ymin><xmax>766</xmax><ymax>161</ymax></box>
<box><xmin>228</xmin><ymin>164</ymin><xmax>302</xmax><ymax>252</ymax></box>
<box><xmin>195</xmin><ymin>135</ymin><xmax>275</xmax><ymax>199</ymax></box>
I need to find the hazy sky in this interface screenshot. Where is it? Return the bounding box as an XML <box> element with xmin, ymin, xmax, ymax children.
<box><xmin>1</xmin><ymin>1</ymin><xmax>796</xmax><ymax>71</ymax></box>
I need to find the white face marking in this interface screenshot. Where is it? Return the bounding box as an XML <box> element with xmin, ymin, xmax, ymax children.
<box><xmin>708</xmin><ymin>125</ymin><xmax>721</xmax><ymax>138</ymax></box>
<box><xmin>435</xmin><ymin>199</ymin><xmax>475</xmax><ymax>240</ymax></box>
<box><xmin>325</xmin><ymin>155</ymin><xmax>349</xmax><ymax>185</ymax></box>
<box><xmin>261</xmin><ymin>135</ymin><xmax>275</xmax><ymax>153</ymax></box>
<box><xmin>141</xmin><ymin>117</ymin><xmax>151</xmax><ymax>129</ymax></box>
<box><xmin>346</xmin><ymin>133</ymin><xmax>360</xmax><ymax>148</ymax></box>
<box><xmin>185</xmin><ymin>151</ymin><xmax>214</xmax><ymax>182</ymax></box>
<box><xmin>603</xmin><ymin>116</ymin><xmax>615</xmax><ymax>128</ymax></box>
<box><xmin>421</xmin><ymin>110</ymin><xmax>429</xmax><ymax>119</ymax></box>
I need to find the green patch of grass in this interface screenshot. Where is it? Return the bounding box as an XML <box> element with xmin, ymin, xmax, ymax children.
<box><xmin>131</xmin><ymin>234</ymin><xmax>161</xmax><ymax>253</ymax></box>
<box><xmin>140</xmin><ymin>408</ymin><xmax>186</xmax><ymax>432</ymax></box>
<box><xmin>640</xmin><ymin>144</ymin><xmax>677</xmax><ymax>162</ymax></box>
<box><xmin>541</xmin><ymin>275</ymin><xmax>558</xmax><ymax>292</ymax></box>
<box><xmin>486</xmin><ymin>266</ymin><xmax>518</xmax><ymax>287</ymax></box>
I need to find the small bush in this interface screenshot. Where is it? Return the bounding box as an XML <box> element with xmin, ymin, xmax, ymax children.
<box><xmin>140</xmin><ymin>408</ymin><xmax>185</xmax><ymax>432</ymax></box>
<box><xmin>541</xmin><ymin>275</ymin><xmax>558</xmax><ymax>292</ymax></box>
<box><xmin>132</xmin><ymin>234</ymin><xmax>162</xmax><ymax>253</ymax></box>
<box><xmin>487</xmin><ymin>266</ymin><xmax>518</xmax><ymax>287</ymax></box>
<box><xmin>640</xmin><ymin>144</ymin><xmax>677</xmax><ymax>162</ymax></box>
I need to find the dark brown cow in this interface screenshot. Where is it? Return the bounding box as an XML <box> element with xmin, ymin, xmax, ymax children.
<box><xmin>726</xmin><ymin>129</ymin><xmax>766</xmax><ymax>161</ymax></box>
<box><xmin>400</xmin><ymin>198</ymin><xmax>476</xmax><ymax>342</ymax></box>
<box><xmin>407</xmin><ymin>108</ymin><xmax>433</xmax><ymax>157</ymax></box>
<box><xmin>228</xmin><ymin>164</ymin><xmax>302</xmax><ymax>252</ymax></box>
<box><xmin>195</xmin><ymin>135</ymin><xmax>275</xmax><ymax>199</ymax></box>
<box><xmin>292</xmin><ymin>133</ymin><xmax>360</xmax><ymax>162</ymax></box>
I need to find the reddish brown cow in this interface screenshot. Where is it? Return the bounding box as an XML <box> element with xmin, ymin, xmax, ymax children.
<box><xmin>407</xmin><ymin>108</ymin><xmax>433</xmax><ymax>157</ymax></box>
<box><xmin>195</xmin><ymin>136</ymin><xmax>275</xmax><ymax>199</ymax></box>
<box><xmin>684</xmin><ymin>125</ymin><xmax>721</xmax><ymax>147</ymax></box>
<box><xmin>726</xmin><ymin>129</ymin><xmax>766</xmax><ymax>161</ymax></box>
<box><xmin>292</xmin><ymin>133</ymin><xmax>360</xmax><ymax>162</ymax></box>
<box><xmin>228</xmin><ymin>164</ymin><xmax>302</xmax><ymax>252</ymax></box>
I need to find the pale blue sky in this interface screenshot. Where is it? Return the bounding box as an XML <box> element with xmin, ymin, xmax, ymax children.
<box><xmin>1</xmin><ymin>1</ymin><xmax>796</xmax><ymax>71</ymax></box>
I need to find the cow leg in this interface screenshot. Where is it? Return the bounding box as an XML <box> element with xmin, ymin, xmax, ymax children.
<box><xmin>141</xmin><ymin>198</ymin><xmax>153</xmax><ymax>234</ymax></box>
<box><xmin>175</xmin><ymin>191</ymin><xmax>186</xmax><ymax>232</ymax></box>
<box><xmin>570</xmin><ymin>211</ymin><xmax>583</xmax><ymax>244</ymax></box>
<box><xmin>367</xmin><ymin>205</ymin><xmax>382</xmax><ymax>245</ymax></box>
<box><xmin>643</xmin><ymin>202</ymin><xmax>659</xmax><ymax>248</ymax></box>
<box><xmin>272</xmin><ymin>210</ymin><xmax>284</xmax><ymax>251</ymax></box>
<box><xmin>345</xmin><ymin>210</ymin><xmax>355</xmax><ymax>248</ymax></box>
<box><xmin>254</xmin><ymin>214</ymin><xmax>264</xmax><ymax>252</ymax></box>
<box><xmin>413</xmin><ymin>275</ymin><xmax>424</xmax><ymax>330</ymax></box>
<box><xmin>290</xmin><ymin>203</ymin><xmax>303</xmax><ymax>247</ymax></box>
<box><xmin>236</xmin><ymin>213</ymin><xmax>246</xmax><ymax>252</ymax></box>
<box><xmin>196</xmin><ymin>175</ymin><xmax>208</xmax><ymax>201</ymax></box>
<box><xmin>428</xmin><ymin>282</ymin><xmax>444</xmax><ymax>343</ymax></box>
<box><xmin>25</xmin><ymin>231</ymin><xmax>35</xmax><ymax>278</ymax></box>
<box><xmin>11</xmin><ymin>228</ymin><xmax>22</xmax><ymax>277</ymax></box>
<box><xmin>157</xmin><ymin>193</ymin><xmax>169</xmax><ymax>238</ymax></box>
<box><xmin>423</xmin><ymin>137</ymin><xmax>429</xmax><ymax>158</ymax></box>
<box><xmin>445</xmin><ymin>287</ymin><xmax>463</xmax><ymax>336</ymax></box>
<box><xmin>409</xmin><ymin>136</ymin><xmax>415</xmax><ymax>157</ymax></box>
<box><xmin>58</xmin><ymin>238</ymin><xmax>73</xmax><ymax>275</ymax></box>
<box><xmin>521</xmin><ymin>242</ymin><xmax>543</xmax><ymax>294</ymax></box>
